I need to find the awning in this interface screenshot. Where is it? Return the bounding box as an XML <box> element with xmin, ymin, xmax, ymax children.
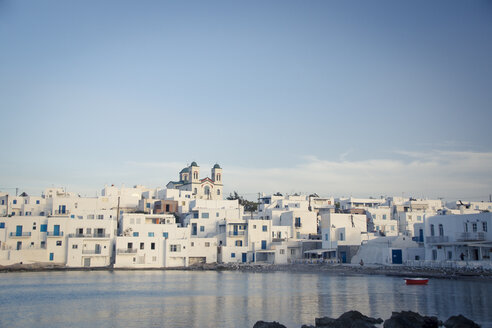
<box><xmin>304</xmin><ymin>248</ymin><xmax>336</xmax><ymax>255</ymax></box>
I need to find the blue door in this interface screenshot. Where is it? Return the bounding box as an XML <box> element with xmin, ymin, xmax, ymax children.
<box><xmin>59</xmin><ymin>205</ymin><xmax>66</xmax><ymax>214</ymax></box>
<box><xmin>419</xmin><ymin>229</ymin><xmax>424</xmax><ymax>243</ymax></box>
<box><xmin>261</xmin><ymin>240</ymin><xmax>266</xmax><ymax>250</ymax></box>
<box><xmin>242</xmin><ymin>253</ymin><xmax>247</xmax><ymax>263</ymax></box>
<box><xmin>340</xmin><ymin>251</ymin><xmax>347</xmax><ymax>263</ymax></box>
<box><xmin>192</xmin><ymin>223</ymin><xmax>197</xmax><ymax>235</ymax></box>
<box><xmin>392</xmin><ymin>249</ymin><xmax>403</xmax><ymax>264</ymax></box>
<box><xmin>16</xmin><ymin>225</ymin><xmax>22</xmax><ymax>237</ymax></box>
<box><xmin>54</xmin><ymin>225</ymin><xmax>60</xmax><ymax>236</ymax></box>
<box><xmin>233</xmin><ymin>226</ymin><xmax>238</xmax><ymax>236</ymax></box>
<box><xmin>49</xmin><ymin>253</ymin><xmax>54</xmax><ymax>261</ymax></box>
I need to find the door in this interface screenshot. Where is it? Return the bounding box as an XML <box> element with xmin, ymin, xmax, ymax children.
<box><xmin>192</xmin><ymin>223</ymin><xmax>197</xmax><ymax>235</ymax></box>
<box><xmin>242</xmin><ymin>253</ymin><xmax>247</xmax><ymax>263</ymax></box>
<box><xmin>95</xmin><ymin>244</ymin><xmax>101</xmax><ymax>254</ymax></box>
<box><xmin>16</xmin><ymin>241</ymin><xmax>22</xmax><ymax>250</ymax></box>
<box><xmin>16</xmin><ymin>225</ymin><xmax>22</xmax><ymax>237</ymax></box>
<box><xmin>49</xmin><ymin>253</ymin><xmax>54</xmax><ymax>261</ymax></box>
<box><xmin>59</xmin><ymin>205</ymin><xmax>66</xmax><ymax>214</ymax></box>
<box><xmin>392</xmin><ymin>249</ymin><xmax>403</xmax><ymax>264</ymax></box>
<box><xmin>84</xmin><ymin>258</ymin><xmax>91</xmax><ymax>267</ymax></box>
<box><xmin>340</xmin><ymin>251</ymin><xmax>347</xmax><ymax>263</ymax></box>
<box><xmin>233</xmin><ymin>225</ymin><xmax>238</xmax><ymax>236</ymax></box>
<box><xmin>261</xmin><ymin>240</ymin><xmax>267</xmax><ymax>250</ymax></box>
<box><xmin>419</xmin><ymin>229</ymin><xmax>424</xmax><ymax>243</ymax></box>
<box><xmin>54</xmin><ymin>225</ymin><xmax>60</xmax><ymax>236</ymax></box>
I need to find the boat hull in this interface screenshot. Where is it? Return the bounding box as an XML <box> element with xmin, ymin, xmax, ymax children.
<box><xmin>405</xmin><ymin>278</ymin><xmax>429</xmax><ymax>285</ymax></box>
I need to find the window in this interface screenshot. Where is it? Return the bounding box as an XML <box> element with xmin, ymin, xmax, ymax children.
<box><xmin>151</xmin><ymin>242</ymin><xmax>155</xmax><ymax>250</ymax></box>
<box><xmin>376</xmin><ymin>226</ymin><xmax>380</xmax><ymax>230</ymax></box>
<box><xmin>146</xmin><ymin>203</ymin><xmax>150</xmax><ymax>208</ymax></box>
<box><xmin>87</xmin><ymin>215</ymin><xmax>94</xmax><ymax>220</ymax></box>
<box><xmin>325</xmin><ymin>233</ymin><xmax>328</xmax><ymax>241</ymax></box>
<box><xmin>417</xmin><ymin>216</ymin><xmax>422</xmax><ymax>221</ymax></box>
<box><xmin>280</xmin><ymin>249</ymin><xmax>285</xmax><ymax>255</ymax></box>
<box><xmin>432</xmin><ymin>249</ymin><xmax>437</xmax><ymax>261</ymax></box>
<box><xmin>200</xmin><ymin>226</ymin><xmax>205</xmax><ymax>232</ymax></box>
<box><xmin>97</xmin><ymin>215</ymin><xmax>104</xmax><ymax>220</ymax></box>
<box><xmin>13</xmin><ymin>200</ymin><xmax>17</xmax><ymax>204</ymax></box>
<box><xmin>40</xmin><ymin>224</ymin><xmax>47</xmax><ymax>232</ymax></box>
<box><xmin>148</xmin><ymin>232</ymin><xmax>154</xmax><ymax>237</ymax></box>
<box><xmin>439</xmin><ymin>224</ymin><xmax>444</xmax><ymax>236</ymax></box>
<box><xmin>290</xmin><ymin>249</ymin><xmax>295</xmax><ymax>255</ymax></box>
<box><xmin>373</xmin><ymin>215</ymin><xmax>378</xmax><ymax>220</ymax></box>
<box><xmin>133</xmin><ymin>232</ymin><xmax>139</xmax><ymax>237</ymax></box>
<box><xmin>127</xmin><ymin>242</ymin><xmax>133</xmax><ymax>249</ymax></box>
<box><xmin>253</xmin><ymin>225</ymin><xmax>256</xmax><ymax>229</ymax></box>
<box><xmin>36</xmin><ymin>200</ymin><xmax>40</xmax><ymax>204</ymax></box>
<box><xmin>72</xmin><ymin>245</ymin><xmax>78</xmax><ymax>249</ymax></box>
<box><xmin>152</xmin><ymin>256</ymin><xmax>157</xmax><ymax>262</ymax></box>
<box><xmin>86</xmin><ymin>228</ymin><xmax>92</xmax><ymax>235</ymax></box>
<box><xmin>382</xmin><ymin>214</ymin><xmax>387</xmax><ymax>220</ymax></box>
<box><xmin>295</xmin><ymin>217</ymin><xmax>301</xmax><ymax>228</ymax></box>
<box><xmin>163</xmin><ymin>232</ymin><xmax>168</xmax><ymax>238</ymax></box>
<box><xmin>32</xmin><ymin>223</ymin><xmax>36</xmax><ymax>230</ymax></box>
<box><xmin>216</xmin><ymin>212</ymin><xmax>219</xmax><ymax>217</ymax></box>
<box><xmin>70</xmin><ymin>214</ymin><xmax>75</xmax><ymax>219</ymax></box>
<box><xmin>339</xmin><ymin>232</ymin><xmax>344</xmax><ymax>241</ymax></box>
<box><xmin>201</xmin><ymin>212</ymin><xmax>209</xmax><ymax>219</ymax></box>
<box><xmin>205</xmin><ymin>242</ymin><xmax>210</xmax><ymax>247</ymax></box>
<box><xmin>170</xmin><ymin>245</ymin><xmax>181</xmax><ymax>252</ymax></box>
<box><xmin>262</xmin><ymin>225</ymin><xmax>267</xmax><ymax>232</ymax></box>
<box><xmin>448</xmin><ymin>251</ymin><xmax>453</xmax><ymax>260</ymax></box>
<box><xmin>56</xmin><ymin>241</ymin><xmax>62</xmax><ymax>246</ymax></box>
<box><xmin>193</xmin><ymin>212</ymin><xmax>199</xmax><ymax>218</ymax></box>
<box><xmin>49</xmin><ymin>253</ymin><xmax>54</xmax><ymax>261</ymax></box>
<box><xmin>191</xmin><ymin>242</ymin><xmax>194</xmax><ymax>247</ymax></box>
<box><xmin>140</xmin><ymin>243</ymin><xmax>144</xmax><ymax>250</ymax></box>
<box><xmin>472</xmin><ymin>223</ymin><xmax>477</xmax><ymax>232</ymax></box>
<box><xmin>464</xmin><ymin>223</ymin><xmax>468</xmax><ymax>232</ymax></box>
<box><xmin>0</xmin><ymin>222</ymin><xmax>4</xmax><ymax>229</ymax></box>
<box><xmin>235</xmin><ymin>240</ymin><xmax>242</xmax><ymax>246</ymax></box>
<box><xmin>217</xmin><ymin>189</ymin><xmax>220</xmax><ymax>195</ymax></box>
<box><xmin>231</xmin><ymin>253</ymin><xmax>235</xmax><ymax>258</ymax></box>
<box><xmin>430</xmin><ymin>224</ymin><xmax>435</xmax><ymax>236</ymax></box>
<box><xmin>483</xmin><ymin>222</ymin><xmax>488</xmax><ymax>232</ymax></box>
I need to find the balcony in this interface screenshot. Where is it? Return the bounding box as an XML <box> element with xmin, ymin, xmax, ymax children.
<box><xmin>117</xmin><ymin>248</ymin><xmax>137</xmax><ymax>254</ymax></box>
<box><xmin>46</xmin><ymin>231</ymin><xmax>64</xmax><ymax>237</ymax></box>
<box><xmin>228</xmin><ymin>231</ymin><xmax>245</xmax><ymax>237</ymax></box>
<box><xmin>82</xmin><ymin>250</ymin><xmax>102</xmax><ymax>255</ymax></box>
<box><xmin>67</xmin><ymin>233</ymin><xmax>110</xmax><ymax>239</ymax></box>
<box><xmin>53</xmin><ymin>210</ymin><xmax>70</xmax><ymax>216</ymax></box>
<box><xmin>457</xmin><ymin>232</ymin><xmax>485</xmax><ymax>241</ymax></box>
<box><xmin>425</xmin><ymin>236</ymin><xmax>449</xmax><ymax>244</ymax></box>
<box><xmin>9</xmin><ymin>232</ymin><xmax>32</xmax><ymax>238</ymax></box>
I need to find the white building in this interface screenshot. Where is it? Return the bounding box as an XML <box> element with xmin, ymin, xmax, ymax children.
<box><xmin>424</xmin><ymin>212</ymin><xmax>491</xmax><ymax>262</ymax></box>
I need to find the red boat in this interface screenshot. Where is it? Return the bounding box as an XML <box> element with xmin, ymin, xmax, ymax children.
<box><xmin>405</xmin><ymin>278</ymin><xmax>429</xmax><ymax>285</ymax></box>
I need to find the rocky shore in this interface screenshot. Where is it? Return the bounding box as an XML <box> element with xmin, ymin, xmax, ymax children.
<box><xmin>1</xmin><ymin>262</ymin><xmax>492</xmax><ymax>280</ymax></box>
<box><xmin>254</xmin><ymin>310</ymin><xmax>481</xmax><ymax>328</ymax></box>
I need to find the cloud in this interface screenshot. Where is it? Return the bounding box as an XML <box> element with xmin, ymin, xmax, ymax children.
<box><xmin>225</xmin><ymin>151</ymin><xmax>492</xmax><ymax>200</ymax></box>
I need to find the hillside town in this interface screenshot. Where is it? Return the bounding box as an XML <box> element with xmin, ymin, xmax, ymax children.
<box><xmin>0</xmin><ymin>162</ymin><xmax>491</xmax><ymax>270</ymax></box>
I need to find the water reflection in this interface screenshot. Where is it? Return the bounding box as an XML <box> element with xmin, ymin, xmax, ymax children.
<box><xmin>0</xmin><ymin>271</ymin><xmax>490</xmax><ymax>328</ymax></box>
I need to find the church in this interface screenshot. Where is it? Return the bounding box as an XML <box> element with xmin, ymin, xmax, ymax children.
<box><xmin>166</xmin><ymin>162</ymin><xmax>223</xmax><ymax>200</ymax></box>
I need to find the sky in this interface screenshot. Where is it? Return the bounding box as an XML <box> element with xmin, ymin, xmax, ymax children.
<box><xmin>0</xmin><ymin>0</ymin><xmax>491</xmax><ymax>201</ymax></box>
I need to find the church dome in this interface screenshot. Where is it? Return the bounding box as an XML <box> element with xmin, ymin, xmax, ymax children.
<box><xmin>190</xmin><ymin>161</ymin><xmax>198</xmax><ymax>167</ymax></box>
<box><xmin>213</xmin><ymin>163</ymin><xmax>221</xmax><ymax>169</ymax></box>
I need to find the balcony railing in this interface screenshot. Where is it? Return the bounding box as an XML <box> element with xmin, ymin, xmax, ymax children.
<box><xmin>46</xmin><ymin>231</ymin><xmax>64</xmax><ymax>237</ymax></box>
<box><xmin>82</xmin><ymin>250</ymin><xmax>102</xmax><ymax>255</ymax></box>
<box><xmin>53</xmin><ymin>210</ymin><xmax>70</xmax><ymax>215</ymax></box>
<box><xmin>9</xmin><ymin>232</ymin><xmax>32</xmax><ymax>237</ymax></box>
<box><xmin>67</xmin><ymin>233</ymin><xmax>110</xmax><ymax>238</ymax></box>
<box><xmin>457</xmin><ymin>232</ymin><xmax>485</xmax><ymax>241</ymax></box>
<box><xmin>425</xmin><ymin>236</ymin><xmax>449</xmax><ymax>244</ymax></box>
<box><xmin>228</xmin><ymin>231</ymin><xmax>245</xmax><ymax>237</ymax></box>
<box><xmin>117</xmin><ymin>248</ymin><xmax>137</xmax><ymax>254</ymax></box>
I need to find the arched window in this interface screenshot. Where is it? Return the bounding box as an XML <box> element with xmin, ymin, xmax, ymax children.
<box><xmin>438</xmin><ymin>224</ymin><xmax>444</xmax><ymax>236</ymax></box>
<box><xmin>194</xmin><ymin>172</ymin><xmax>198</xmax><ymax>179</ymax></box>
<box><xmin>217</xmin><ymin>174</ymin><xmax>221</xmax><ymax>181</ymax></box>
<box><xmin>217</xmin><ymin>189</ymin><xmax>221</xmax><ymax>195</ymax></box>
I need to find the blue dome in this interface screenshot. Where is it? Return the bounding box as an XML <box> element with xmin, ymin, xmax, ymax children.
<box><xmin>213</xmin><ymin>163</ymin><xmax>221</xmax><ymax>169</ymax></box>
<box><xmin>190</xmin><ymin>161</ymin><xmax>198</xmax><ymax>167</ymax></box>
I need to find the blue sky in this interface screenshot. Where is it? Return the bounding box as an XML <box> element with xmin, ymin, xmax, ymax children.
<box><xmin>0</xmin><ymin>0</ymin><xmax>491</xmax><ymax>200</ymax></box>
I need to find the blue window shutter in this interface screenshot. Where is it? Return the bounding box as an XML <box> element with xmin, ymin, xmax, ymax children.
<box><xmin>40</xmin><ymin>224</ymin><xmax>47</xmax><ymax>232</ymax></box>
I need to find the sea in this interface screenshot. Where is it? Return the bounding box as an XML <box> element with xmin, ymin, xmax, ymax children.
<box><xmin>0</xmin><ymin>270</ymin><xmax>490</xmax><ymax>328</ymax></box>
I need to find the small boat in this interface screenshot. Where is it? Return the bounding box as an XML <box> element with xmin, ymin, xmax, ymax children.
<box><xmin>405</xmin><ymin>278</ymin><xmax>429</xmax><ymax>285</ymax></box>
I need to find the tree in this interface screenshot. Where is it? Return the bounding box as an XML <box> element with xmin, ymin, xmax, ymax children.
<box><xmin>227</xmin><ymin>191</ymin><xmax>258</xmax><ymax>213</ymax></box>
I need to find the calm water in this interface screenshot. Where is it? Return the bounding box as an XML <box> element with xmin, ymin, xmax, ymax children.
<box><xmin>0</xmin><ymin>270</ymin><xmax>491</xmax><ymax>328</ymax></box>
